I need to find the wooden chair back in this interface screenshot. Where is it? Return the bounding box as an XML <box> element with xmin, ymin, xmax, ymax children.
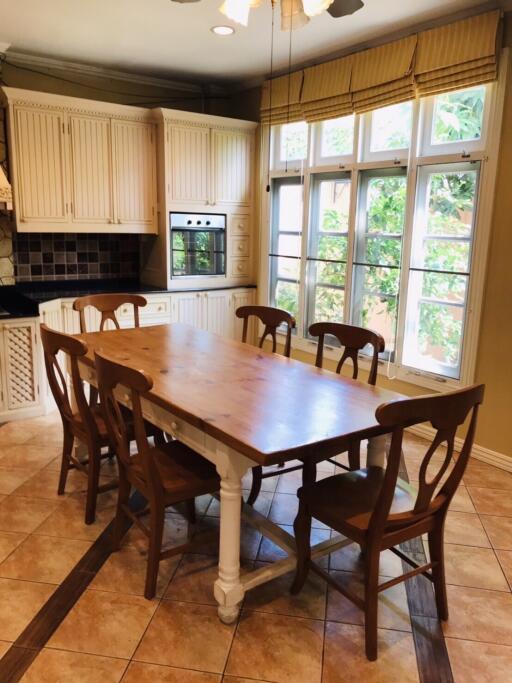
<box><xmin>73</xmin><ymin>293</ymin><xmax>147</xmax><ymax>333</ymax></box>
<box><xmin>94</xmin><ymin>350</ymin><xmax>158</xmax><ymax>490</ymax></box>
<box><xmin>40</xmin><ymin>323</ymin><xmax>99</xmax><ymax>440</ymax></box>
<box><xmin>236</xmin><ymin>305</ymin><xmax>296</xmax><ymax>358</ymax></box>
<box><xmin>309</xmin><ymin>322</ymin><xmax>385</xmax><ymax>385</ymax></box>
<box><xmin>371</xmin><ymin>384</ymin><xmax>485</xmax><ymax>539</ymax></box>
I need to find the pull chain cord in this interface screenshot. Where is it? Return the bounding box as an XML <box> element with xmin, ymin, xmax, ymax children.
<box><xmin>284</xmin><ymin>11</ymin><xmax>294</xmax><ymax>175</ymax></box>
<box><xmin>266</xmin><ymin>0</ymin><xmax>276</xmax><ymax>193</ymax></box>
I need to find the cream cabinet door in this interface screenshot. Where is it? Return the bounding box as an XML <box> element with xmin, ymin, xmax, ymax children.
<box><xmin>167</xmin><ymin>124</ymin><xmax>209</xmax><ymax>205</ymax></box>
<box><xmin>232</xmin><ymin>288</ymin><xmax>255</xmax><ymax>342</ymax></box>
<box><xmin>1</xmin><ymin>320</ymin><xmax>39</xmax><ymax>411</ymax></box>
<box><xmin>69</xmin><ymin>115</ymin><xmax>114</xmax><ymax>225</ymax></box>
<box><xmin>205</xmin><ymin>290</ymin><xmax>233</xmax><ymax>338</ymax></box>
<box><xmin>14</xmin><ymin>107</ymin><xmax>68</xmax><ymax>225</ymax></box>
<box><xmin>112</xmin><ymin>120</ymin><xmax>156</xmax><ymax>232</ymax></box>
<box><xmin>171</xmin><ymin>292</ymin><xmax>206</xmax><ymax>329</ymax></box>
<box><xmin>211</xmin><ymin>129</ymin><xmax>253</xmax><ymax>206</ymax></box>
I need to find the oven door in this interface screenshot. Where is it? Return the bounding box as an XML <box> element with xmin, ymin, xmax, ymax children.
<box><xmin>172</xmin><ymin>228</ymin><xmax>225</xmax><ymax>277</ymax></box>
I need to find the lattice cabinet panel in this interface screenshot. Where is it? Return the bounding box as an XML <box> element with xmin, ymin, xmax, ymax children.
<box><xmin>1</xmin><ymin>321</ymin><xmax>39</xmax><ymax>411</ymax></box>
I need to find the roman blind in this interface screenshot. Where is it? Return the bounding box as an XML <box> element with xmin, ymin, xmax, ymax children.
<box><xmin>351</xmin><ymin>36</ymin><xmax>417</xmax><ymax>113</ymax></box>
<box><xmin>260</xmin><ymin>10</ymin><xmax>502</xmax><ymax>123</ymax></box>
<box><xmin>260</xmin><ymin>71</ymin><xmax>304</xmax><ymax>125</ymax></box>
<box><xmin>415</xmin><ymin>10</ymin><xmax>501</xmax><ymax>96</ymax></box>
<box><xmin>300</xmin><ymin>56</ymin><xmax>352</xmax><ymax>122</ymax></box>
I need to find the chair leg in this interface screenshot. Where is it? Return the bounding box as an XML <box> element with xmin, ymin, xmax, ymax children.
<box><xmin>185</xmin><ymin>498</ymin><xmax>196</xmax><ymax>525</ymax></box>
<box><xmin>246</xmin><ymin>466</ymin><xmax>262</xmax><ymax>506</ymax></box>
<box><xmin>428</xmin><ymin>522</ymin><xmax>449</xmax><ymax>621</ymax></box>
<box><xmin>291</xmin><ymin>498</ymin><xmax>312</xmax><ymax>594</ymax></box>
<box><xmin>302</xmin><ymin>460</ymin><xmax>317</xmax><ymax>486</ymax></box>
<box><xmin>144</xmin><ymin>504</ymin><xmax>165</xmax><ymax>600</ymax></box>
<box><xmin>113</xmin><ymin>471</ymin><xmax>131</xmax><ymax>551</ymax></box>
<box><xmin>348</xmin><ymin>440</ymin><xmax>361</xmax><ymax>470</ymax></box>
<box><xmin>85</xmin><ymin>445</ymin><xmax>101</xmax><ymax>525</ymax></box>
<box><xmin>364</xmin><ymin>546</ymin><xmax>380</xmax><ymax>661</ymax></box>
<box><xmin>57</xmin><ymin>426</ymin><xmax>74</xmax><ymax>495</ymax></box>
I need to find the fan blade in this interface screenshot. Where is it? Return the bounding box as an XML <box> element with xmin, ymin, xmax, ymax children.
<box><xmin>327</xmin><ymin>0</ymin><xmax>364</xmax><ymax>18</ymax></box>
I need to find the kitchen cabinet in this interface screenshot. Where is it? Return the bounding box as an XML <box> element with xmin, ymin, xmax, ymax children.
<box><xmin>211</xmin><ymin>128</ymin><xmax>253</xmax><ymax>206</ymax></box>
<box><xmin>167</xmin><ymin>125</ymin><xmax>209</xmax><ymax>205</ymax></box>
<box><xmin>170</xmin><ymin>288</ymin><xmax>254</xmax><ymax>338</ymax></box>
<box><xmin>171</xmin><ymin>291</ymin><xmax>206</xmax><ymax>329</ymax></box>
<box><xmin>0</xmin><ymin>318</ymin><xmax>40</xmax><ymax>420</ymax></box>
<box><xmin>2</xmin><ymin>88</ymin><xmax>158</xmax><ymax>234</ymax></box>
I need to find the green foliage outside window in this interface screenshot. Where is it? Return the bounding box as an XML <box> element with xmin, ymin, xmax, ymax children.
<box><xmin>433</xmin><ymin>87</ymin><xmax>485</xmax><ymax>144</ymax></box>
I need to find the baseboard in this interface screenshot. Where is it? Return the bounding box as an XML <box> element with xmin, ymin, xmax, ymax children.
<box><xmin>407</xmin><ymin>424</ymin><xmax>512</xmax><ymax>473</ymax></box>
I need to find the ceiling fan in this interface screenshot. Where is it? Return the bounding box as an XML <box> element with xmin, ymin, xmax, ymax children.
<box><xmin>171</xmin><ymin>0</ymin><xmax>364</xmax><ymax>30</ymax></box>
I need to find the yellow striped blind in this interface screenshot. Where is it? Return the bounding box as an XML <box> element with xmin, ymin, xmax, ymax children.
<box><xmin>260</xmin><ymin>71</ymin><xmax>304</xmax><ymax>124</ymax></box>
<box><xmin>300</xmin><ymin>56</ymin><xmax>353</xmax><ymax>122</ymax></box>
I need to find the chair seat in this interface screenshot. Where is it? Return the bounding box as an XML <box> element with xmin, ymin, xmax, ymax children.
<box><xmin>298</xmin><ymin>468</ymin><xmax>415</xmax><ymax>541</ymax></box>
<box><xmin>72</xmin><ymin>404</ymin><xmax>162</xmax><ymax>444</ymax></box>
<box><xmin>132</xmin><ymin>440</ymin><xmax>220</xmax><ymax>501</ymax></box>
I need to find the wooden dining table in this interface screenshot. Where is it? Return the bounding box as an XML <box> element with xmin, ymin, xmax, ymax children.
<box><xmin>74</xmin><ymin>322</ymin><xmax>406</xmax><ymax>623</ymax></box>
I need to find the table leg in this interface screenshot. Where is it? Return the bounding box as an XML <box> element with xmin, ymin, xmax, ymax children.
<box><xmin>366</xmin><ymin>434</ymin><xmax>389</xmax><ymax>468</ymax></box>
<box><xmin>213</xmin><ymin>448</ymin><xmax>250</xmax><ymax>624</ymax></box>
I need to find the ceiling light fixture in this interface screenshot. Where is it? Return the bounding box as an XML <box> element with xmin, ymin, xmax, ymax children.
<box><xmin>211</xmin><ymin>25</ymin><xmax>236</xmax><ymax>35</ymax></box>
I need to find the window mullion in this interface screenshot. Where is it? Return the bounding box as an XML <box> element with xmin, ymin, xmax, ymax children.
<box><xmin>297</xmin><ymin>126</ymin><xmax>313</xmax><ymax>339</ymax></box>
<box><xmin>344</xmin><ymin>167</ymin><xmax>359</xmax><ymax>324</ymax></box>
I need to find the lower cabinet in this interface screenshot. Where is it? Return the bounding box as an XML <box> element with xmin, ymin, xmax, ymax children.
<box><xmin>171</xmin><ymin>288</ymin><xmax>255</xmax><ymax>339</ymax></box>
<box><xmin>0</xmin><ymin>318</ymin><xmax>40</xmax><ymax>420</ymax></box>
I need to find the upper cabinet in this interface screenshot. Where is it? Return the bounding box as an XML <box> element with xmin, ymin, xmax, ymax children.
<box><xmin>1</xmin><ymin>88</ymin><xmax>158</xmax><ymax>234</ymax></box>
<box><xmin>163</xmin><ymin>111</ymin><xmax>255</xmax><ymax>208</ymax></box>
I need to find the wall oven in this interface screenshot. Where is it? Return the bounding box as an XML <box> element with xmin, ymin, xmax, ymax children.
<box><xmin>170</xmin><ymin>212</ymin><xmax>226</xmax><ymax>278</ymax></box>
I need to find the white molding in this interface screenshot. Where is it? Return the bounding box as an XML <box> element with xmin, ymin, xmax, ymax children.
<box><xmin>3</xmin><ymin>49</ymin><xmax>214</xmax><ymax>95</ymax></box>
<box><xmin>408</xmin><ymin>423</ymin><xmax>512</xmax><ymax>473</ymax></box>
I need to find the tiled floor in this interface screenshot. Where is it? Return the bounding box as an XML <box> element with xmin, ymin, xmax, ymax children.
<box><xmin>0</xmin><ymin>413</ymin><xmax>511</xmax><ymax>682</ymax></box>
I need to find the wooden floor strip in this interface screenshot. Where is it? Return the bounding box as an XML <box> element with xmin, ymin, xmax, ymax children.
<box><xmin>0</xmin><ymin>492</ymin><xmax>145</xmax><ymax>683</ymax></box>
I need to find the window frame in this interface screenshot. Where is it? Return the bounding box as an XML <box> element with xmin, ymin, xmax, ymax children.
<box><xmin>361</xmin><ymin>101</ymin><xmax>413</xmax><ymax>163</ymax></box>
<box><xmin>311</xmin><ymin>115</ymin><xmax>357</xmax><ymax>167</ymax></box>
<box><xmin>260</xmin><ymin>52</ymin><xmax>509</xmax><ymax>392</ymax></box>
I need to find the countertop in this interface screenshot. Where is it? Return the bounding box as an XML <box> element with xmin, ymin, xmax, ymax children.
<box><xmin>0</xmin><ymin>279</ymin><xmax>256</xmax><ymax>319</ymax></box>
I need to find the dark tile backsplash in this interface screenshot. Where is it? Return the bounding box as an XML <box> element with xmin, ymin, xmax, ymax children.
<box><xmin>13</xmin><ymin>233</ymin><xmax>140</xmax><ymax>282</ymax></box>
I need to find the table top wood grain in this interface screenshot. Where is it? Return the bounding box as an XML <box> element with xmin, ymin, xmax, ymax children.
<box><xmin>76</xmin><ymin>323</ymin><xmax>406</xmax><ymax>465</ymax></box>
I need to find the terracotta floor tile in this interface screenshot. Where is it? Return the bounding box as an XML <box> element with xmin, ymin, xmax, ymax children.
<box><xmin>480</xmin><ymin>515</ymin><xmax>512</xmax><ymax>550</ymax></box>
<box><xmin>329</xmin><ymin>543</ymin><xmax>403</xmax><ymax>578</ymax></box>
<box><xmin>446</xmin><ymin>638</ymin><xmax>512</xmax><ymax>683</ymax></box>
<box><xmin>123</xmin><ymin>512</ymin><xmax>190</xmax><ymax>553</ymax></box>
<box><xmin>223</xmin><ymin>678</ymin><xmax>273</xmax><ymax>683</ymax></box>
<box><xmin>0</xmin><ymin>495</ymin><xmax>58</xmax><ymax>533</ymax></box>
<box><xmin>326</xmin><ymin>570</ymin><xmax>411</xmax><ymax>632</ymax></box>
<box><xmin>467</xmin><ymin>488</ymin><xmax>512</xmax><ymax>517</ymax></box>
<box><xmin>0</xmin><ymin>444</ymin><xmax>60</xmax><ymax>471</ymax></box>
<box><xmin>48</xmin><ymin>589</ymin><xmax>157</xmax><ymax>659</ymax></box>
<box><xmin>0</xmin><ymin>421</ymin><xmax>41</xmax><ymax>444</ymax></box>
<box><xmin>164</xmin><ymin>553</ymin><xmax>220</xmax><ymax>605</ymax></box>
<box><xmin>444</xmin><ymin>511</ymin><xmax>490</xmax><ymax>547</ymax></box>
<box><xmin>257</xmin><ymin>525</ymin><xmax>329</xmax><ymax>565</ymax></box>
<box><xmin>134</xmin><ymin>601</ymin><xmax>235</xmax><ymax>673</ymax></box>
<box><xmin>12</xmin><ymin>467</ymin><xmax>96</xmax><ymax>500</ymax></box>
<box><xmin>444</xmin><ymin>544</ymin><xmax>509</xmax><ymax>591</ymax></box>
<box><xmin>183</xmin><ymin>517</ymin><xmax>260</xmax><ymax>562</ymax></box>
<box><xmin>322</xmin><ymin>622</ymin><xmax>419</xmax><ymax>683</ymax></box>
<box><xmin>463</xmin><ymin>460</ymin><xmax>512</xmax><ymax>490</ymax></box>
<box><xmin>91</xmin><ymin>546</ymin><xmax>180</xmax><ymax>598</ymax></box>
<box><xmin>0</xmin><ymin>578</ymin><xmax>55</xmax><ymax>641</ymax></box>
<box><xmin>33</xmin><ymin>498</ymin><xmax>113</xmax><ymax>541</ymax></box>
<box><xmin>0</xmin><ymin>534</ymin><xmax>91</xmax><ymax>584</ymax></box>
<box><xmin>443</xmin><ymin>585</ymin><xmax>512</xmax><ymax>645</ymax></box>
<box><xmin>206</xmin><ymin>491</ymin><xmax>273</xmax><ymax>518</ymax></box>
<box><xmin>242</xmin><ymin>468</ymin><xmax>278</xmax><ymax>493</ymax></box>
<box><xmin>0</xmin><ymin>530</ymin><xmax>27</xmax><ymax>563</ymax></box>
<box><xmin>268</xmin><ymin>493</ymin><xmax>328</xmax><ymax>530</ymax></box>
<box><xmin>122</xmin><ymin>661</ymin><xmax>221</xmax><ymax>682</ymax></box>
<box><xmin>225</xmin><ymin>610</ymin><xmax>323</xmax><ymax>683</ymax></box>
<box><xmin>21</xmin><ymin>649</ymin><xmax>128</xmax><ymax>682</ymax></box>
<box><xmin>496</xmin><ymin>550</ymin><xmax>512</xmax><ymax>587</ymax></box>
<box><xmin>0</xmin><ymin>468</ymin><xmax>34</xmax><ymax>495</ymax></box>
<box><xmin>449</xmin><ymin>486</ymin><xmax>476</xmax><ymax>513</ymax></box>
<box><xmin>242</xmin><ymin>563</ymin><xmax>326</xmax><ymax>620</ymax></box>
<box><xmin>0</xmin><ymin>641</ymin><xmax>11</xmax><ymax>660</ymax></box>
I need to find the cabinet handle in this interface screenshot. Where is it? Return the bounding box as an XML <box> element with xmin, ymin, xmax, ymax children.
<box><xmin>157</xmin><ymin>305</ymin><xmax>163</xmax><ymax>311</ymax></box>
<box><xmin>238</xmin><ymin>223</ymin><xmax>244</xmax><ymax>229</ymax></box>
<box><xmin>237</xmin><ymin>264</ymin><xmax>243</xmax><ymax>272</ymax></box>
<box><xmin>171</xmin><ymin>421</ymin><xmax>178</xmax><ymax>432</ymax></box>
<box><xmin>237</xmin><ymin>244</ymin><xmax>244</xmax><ymax>251</ymax></box>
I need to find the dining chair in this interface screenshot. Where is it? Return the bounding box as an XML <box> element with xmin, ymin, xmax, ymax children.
<box><xmin>94</xmin><ymin>349</ymin><xmax>220</xmax><ymax>599</ymax></box>
<box><xmin>73</xmin><ymin>293</ymin><xmax>148</xmax><ymax>333</ymax></box>
<box><xmin>41</xmin><ymin>323</ymin><xmax>119</xmax><ymax>524</ymax></box>
<box><xmin>235</xmin><ymin>304</ymin><xmax>297</xmax><ymax>505</ymax></box>
<box><xmin>291</xmin><ymin>383</ymin><xmax>485</xmax><ymax>661</ymax></box>
<box><xmin>309</xmin><ymin>321</ymin><xmax>385</xmax><ymax>471</ymax></box>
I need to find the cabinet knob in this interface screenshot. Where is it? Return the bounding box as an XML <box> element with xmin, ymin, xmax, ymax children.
<box><xmin>238</xmin><ymin>223</ymin><xmax>244</xmax><ymax>229</ymax></box>
<box><xmin>237</xmin><ymin>264</ymin><xmax>243</xmax><ymax>272</ymax></box>
<box><xmin>237</xmin><ymin>244</ymin><xmax>244</xmax><ymax>251</ymax></box>
<box><xmin>157</xmin><ymin>305</ymin><xmax>163</xmax><ymax>312</ymax></box>
<box><xmin>171</xmin><ymin>421</ymin><xmax>178</xmax><ymax>432</ymax></box>
<box><xmin>117</xmin><ymin>219</ymin><xmax>122</xmax><ymax>225</ymax></box>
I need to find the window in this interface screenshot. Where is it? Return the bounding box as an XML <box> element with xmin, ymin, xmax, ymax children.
<box><xmin>274</xmin><ymin>121</ymin><xmax>308</xmax><ymax>169</ymax></box>
<box><xmin>265</xmin><ymin>82</ymin><xmax>495</xmax><ymax>388</ymax></box>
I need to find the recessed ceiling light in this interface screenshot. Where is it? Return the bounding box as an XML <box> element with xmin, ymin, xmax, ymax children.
<box><xmin>211</xmin><ymin>25</ymin><xmax>235</xmax><ymax>36</ymax></box>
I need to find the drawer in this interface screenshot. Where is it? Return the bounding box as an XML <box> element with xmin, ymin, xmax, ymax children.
<box><xmin>230</xmin><ymin>214</ymin><xmax>250</xmax><ymax>235</ymax></box>
<box><xmin>231</xmin><ymin>236</ymin><xmax>250</xmax><ymax>258</ymax></box>
<box><xmin>230</xmin><ymin>258</ymin><xmax>250</xmax><ymax>278</ymax></box>
<box><xmin>119</xmin><ymin>297</ymin><xmax>170</xmax><ymax>319</ymax></box>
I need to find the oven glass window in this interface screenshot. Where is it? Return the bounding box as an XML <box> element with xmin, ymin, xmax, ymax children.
<box><xmin>172</xmin><ymin>229</ymin><xmax>225</xmax><ymax>276</ymax></box>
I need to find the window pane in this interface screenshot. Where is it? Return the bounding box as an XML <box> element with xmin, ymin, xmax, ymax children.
<box><xmin>426</xmin><ymin>171</ymin><xmax>476</xmax><ymax>238</ymax></box>
<box><xmin>320</xmin><ymin>116</ymin><xmax>354</xmax><ymax>157</ymax></box>
<box><xmin>274</xmin><ymin>280</ymin><xmax>300</xmax><ymax>318</ymax></box>
<box><xmin>280</xmin><ymin>121</ymin><xmax>308</xmax><ymax>162</ymax></box>
<box><xmin>278</xmin><ymin>234</ymin><xmax>301</xmax><ymax>258</ymax></box>
<box><xmin>352</xmin><ymin>264</ymin><xmax>399</xmax><ymax>353</ymax></box>
<box><xmin>370</xmin><ymin>102</ymin><xmax>412</xmax><ymax>152</ymax></box>
<box><xmin>278</xmin><ymin>183</ymin><xmax>303</xmax><ymax>230</ymax></box>
<box><xmin>366</xmin><ymin>176</ymin><xmax>407</xmax><ymax>235</ymax></box>
<box><xmin>307</xmin><ymin>261</ymin><xmax>346</xmax><ymax>325</ymax></box>
<box><xmin>432</xmin><ymin>86</ymin><xmax>485</xmax><ymax>145</ymax></box>
<box><xmin>271</xmin><ymin>255</ymin><xmax>300</xmax><ymax>280</ymax></box>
